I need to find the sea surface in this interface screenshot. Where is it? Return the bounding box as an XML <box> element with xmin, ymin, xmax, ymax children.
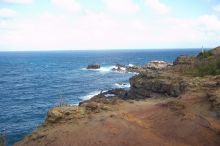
<box><xmin>0</xmin><ymin>49</ymin><xmax>200</xmax><ymax>146</ymax></box>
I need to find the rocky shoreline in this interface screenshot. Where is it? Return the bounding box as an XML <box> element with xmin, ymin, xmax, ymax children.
<box><xmin>14</xmin><ymin>47</ymin><xmax>220</xmax><ymax>146</ymax></box>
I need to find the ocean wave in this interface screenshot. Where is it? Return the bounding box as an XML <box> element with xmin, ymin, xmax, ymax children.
<box><xmin>128</xmin><ymin>64</ymin><xmax>134</xmax><ymax>67</ymax></box>
<box><xmin>83</xmin><ymin>65</ymin><xmax>116</xmax><ymax>73</ymax></box>
<box><xmin>98</xmin><ymin>66</ymin><xmax>117</xmax><ymax>73</ymax></box>
<box><xmin>114</xmin><ymin>83</ymin><xmax>130</xmax><ymax>88</ymax></box>
<box><xmin>79</xmin><ymin>90</ymin><xmax>104</xmax><ymax>100</ymax></box>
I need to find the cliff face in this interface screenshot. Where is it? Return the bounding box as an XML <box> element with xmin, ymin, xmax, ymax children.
<box><xmin>128</xmin><ymin>70</ymin><xmax>187</xmax><ymax>99</ymax></box>
<box><xmin>14</xmin><ymin>47</ymin><xmax>220</xmax><ymax>146</ymax></box>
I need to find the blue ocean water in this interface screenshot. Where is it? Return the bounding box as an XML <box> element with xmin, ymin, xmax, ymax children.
<box><xmin>0</xmin><ymin>49</ymin><xmax>200</xmax><ymax>146</ymax></box>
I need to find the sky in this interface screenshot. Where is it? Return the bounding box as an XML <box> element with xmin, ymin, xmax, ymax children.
<box><xmin>0</xmin><ymin>0</ymin><xmax>220</xmax><ymax>51</ymax></box>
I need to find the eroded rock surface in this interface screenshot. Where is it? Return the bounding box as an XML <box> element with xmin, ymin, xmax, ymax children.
<box><xmin>128</xmin><ymin>69</ymin><xmax>187</xmax><ymax>99</ymax></box>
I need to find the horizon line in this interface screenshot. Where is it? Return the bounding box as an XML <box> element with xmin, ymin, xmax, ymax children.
<box><xmin>0</xmin><ymin>47</ymin><xmax>210</xmax><ymax>52</ymax></box>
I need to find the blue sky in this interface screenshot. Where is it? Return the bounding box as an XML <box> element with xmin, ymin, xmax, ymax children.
<box><xmin>0</xmin><ymin>0</ymin><xmax>220</xmax><ymax>51</ymax></box>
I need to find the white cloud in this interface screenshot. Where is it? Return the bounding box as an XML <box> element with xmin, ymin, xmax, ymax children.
<box><xmin>1</xmin><ymin>9</ymin><xmax>220</xmax><ymax>50</ymax></box>
<box><xmin>104</xmin><ymin>0</ymin><xmax>139</xmax><ymax>13</ymax></box>
<box><xmin>213</xmin><ymin>4</ymin><xmax>220</xmax><ymax>12</ymax></box>
<box><xmin>0</xmin><ymin>11</ymin><xmax>149</xmax><ymax>50</ymax></box>
<box><xmin>51</xmin><ymin>0</ymin><xmax>81</xmax><ymax>12</ymax></box>
<box><xmin>196</xmin><ymin>14</ymin><xmax>220</xmax><ymax>32</ymax></box>
<box><xmin>1</xmin><ymin>0</ymin><xmax>33</xmax><ymax>4</ymax></box>
<box><xmin>144</xmin><ymin>0</ymin><xmax>170</xmax><ymax>14</ymax></box>
<box><xmin>0</xmin><ymin>8</ymin><xmax>17</xmax><ymax>17</ymax></box>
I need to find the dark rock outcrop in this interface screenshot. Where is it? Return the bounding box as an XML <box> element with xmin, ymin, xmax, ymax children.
<box><xmin>79</xmin><ymin>89</ymin><xmax>127</xmax><ymax>106</ymax></box>
<box><xmin>87</xmin><ymin>64</ymin><xmax>100</xmax><ymax>69</ymax></box>
<box><xmin>128</xmin><ymin>70</ymin><xmax>187</xmax><ymax>99</ymax></box>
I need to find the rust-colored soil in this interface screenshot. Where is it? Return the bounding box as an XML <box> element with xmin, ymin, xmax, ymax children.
<box><xmin>14</xmin><ymin>94</ymin><xmax>220</xmax><ymax>146</ymax></box>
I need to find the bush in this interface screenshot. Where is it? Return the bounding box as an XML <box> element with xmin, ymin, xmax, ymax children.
<box><xmin>194</xmin><ymin>57</ymin><xmax>220</xmax><ymax>76</ymax></box>
<box><xmin>197</xmin><ymin>50</ymin><xmax>213</xmax><ymax>59</ymax></box>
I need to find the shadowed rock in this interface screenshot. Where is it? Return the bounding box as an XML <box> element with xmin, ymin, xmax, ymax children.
<box><xmin>128</xmin><ymin>70</ymin><xmax>187</xmax><ymax>99</ymax></box>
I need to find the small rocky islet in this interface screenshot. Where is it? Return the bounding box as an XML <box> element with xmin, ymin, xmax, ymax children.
<box><xmin>14</xmin><ymin>47</ymin><xmax>220</xmax><ymax>146</ymax></box>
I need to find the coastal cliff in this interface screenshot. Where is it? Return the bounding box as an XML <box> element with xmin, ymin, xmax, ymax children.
<box><xmin>14</xmin><ymin>47</ymin><xmax>220</xmax><ymax>146</ymax></box>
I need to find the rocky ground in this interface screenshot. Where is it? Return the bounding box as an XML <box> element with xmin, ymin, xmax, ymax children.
<box><xmin>14</xmin><ymin>47</ymin><xmax>220</xmax><ymax>146</ymax></box>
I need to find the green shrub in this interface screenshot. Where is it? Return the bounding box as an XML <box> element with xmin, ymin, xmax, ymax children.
<box><xmin>194</xmin><ymin>57</ymin><xmax>220</xmax><ymax>76</ymax></box>
<box><xmin>197</xmin><ymin>50</ymin><xmax>213</xmax><ymax>59</ymax></box>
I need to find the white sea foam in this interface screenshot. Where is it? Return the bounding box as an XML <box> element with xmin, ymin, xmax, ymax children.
<box><xmin>79</xmin><ymin>90</ymin><xmax>108</xmax><ymax>100</ymax></box>
<box><xmin>79</xmin><ymin>91</ymin><xmax>101</xmax><ymax>100</ymax></box>
<box><xmin>83</xmin><ymin>65</ymin><xmax>116</xmax><ymax>73</ymax></box>
<box><xmin>114</xmin><ymin>83</ymin><xmax>130</xmax><ymax>88</ymax></box>
<box><xmin>120</xmin><ymin>67</ymin><xmax>126</xmax><ymax>71</ymax></box>
<box><xmin>98</xmin><ymin>66</ymin><xmax>116</xmax><ymax>73</ymax></box>
<box><xmin>128</xmin><ymin>64</ymin><xmax>134</xmax><ymax>67</ymax></box>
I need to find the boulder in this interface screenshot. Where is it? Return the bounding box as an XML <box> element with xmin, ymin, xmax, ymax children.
<box><xmin>87</xmin><ymin>64</ymin><xmax>100</xmax><ymax>69</ymax></box>
<box><xmin>174</xmin><ymin>55</ymin><xmax>196</xmax><ymax>65</ymax></box>
<box><xmin>45</xmin><ymin>107</ymin><xmax>85</xmax><ymax>124</ymax></box>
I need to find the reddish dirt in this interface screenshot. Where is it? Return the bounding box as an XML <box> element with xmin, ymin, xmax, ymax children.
<box><xmin>14</xmin><ymin>95</ymin><xmax>220</xmax><ymax>146</ymax></box>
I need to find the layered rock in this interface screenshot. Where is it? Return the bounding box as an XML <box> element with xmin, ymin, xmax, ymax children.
<box><xmin>128</xmin><ymin>70</ymin><xmax>187</xmax><ymax>99</ymax></box>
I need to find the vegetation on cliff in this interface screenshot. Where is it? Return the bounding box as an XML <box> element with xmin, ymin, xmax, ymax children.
<box><xmin>194</xmin><ymin>58</ymin><xmax>220</xmax><ymax>76</ymax></box>
<box><xmin>193</xmin><ymin>47</ymin><xmax>220</xmax><ymax>76</ymax></box>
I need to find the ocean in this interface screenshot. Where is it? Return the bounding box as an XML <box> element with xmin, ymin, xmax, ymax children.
<box><xmin>0</xmin><ymin>49</ymin><xmax>200</xmax><ymax>146</ymax></box>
